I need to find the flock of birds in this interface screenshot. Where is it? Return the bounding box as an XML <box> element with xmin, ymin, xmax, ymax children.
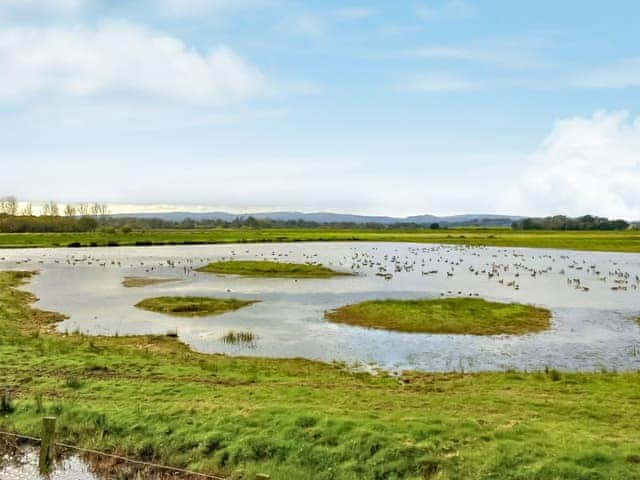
<box><xmin>1</xmin><ymin>244</ymin><xmax>639</xmax><ymax>300</ymax></box>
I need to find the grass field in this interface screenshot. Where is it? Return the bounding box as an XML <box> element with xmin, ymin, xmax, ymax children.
<box><xmin>135</xmin><ymin>296</ymin><xmax>258</xmax><ymax>317</ymax></box>
<box><xmin>325</xmin><ymin>298</ymin><xmax>551</xmax><ymax>335</ymax></box>
<box><xmin>0</xmin><ymin>227</ymin><xmax>639</xmax><ymax>253</ymax></box>
<box><xmin>196</xmin><ymin>260</ymin><xmax>349</xmax><ymax>278</ymax></box>
<box><xmin>1</xmin><ymin>270</ymin><xmax>640</xmax><ymax>479</ymax></box>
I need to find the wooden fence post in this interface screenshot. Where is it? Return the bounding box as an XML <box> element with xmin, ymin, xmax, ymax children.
<box><xmin>39</xmin><ymin>416</ymin><xmax>56</xmax><ymax>474</ymax></box>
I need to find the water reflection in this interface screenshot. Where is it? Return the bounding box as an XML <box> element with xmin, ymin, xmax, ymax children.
<box><xmin>0</xmin><ymin>443</ymin><xmax>206</xmax><ymax>479</ymax></box>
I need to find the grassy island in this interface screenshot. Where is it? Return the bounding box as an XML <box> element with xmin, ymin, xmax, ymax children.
<box><xmin>325</xmin><ymin>297</ymin><xmax>551</xmax><ymax>335</ymax></box>
<box><xmin>122</xmin><ymin>276</ymin><xmax>178</xmax><ymax>288</ymax></box>
<box><xmin>135</xmin><ymin>296</ymin><xmax>257</xmax><ymax>317</ymax></box>
<box><xmin>195</xmin><ymin>260</ymin><xmax>349</xmax><ymax>278</ymax></box>
<box><xmin>1</xmin><ymin>271</ymin><xmax>639</xmax><ymax>479</ymax></box>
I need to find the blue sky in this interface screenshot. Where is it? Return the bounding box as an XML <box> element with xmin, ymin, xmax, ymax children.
<box><xmin>1</xmin><ymin>0</ymin><xmax>640</xmax><ymax>218</ymax></box>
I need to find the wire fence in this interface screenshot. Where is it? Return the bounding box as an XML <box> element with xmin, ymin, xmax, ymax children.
<box><xmin>0</xmin><ymin>429</ymin><xmax>228</xmax><ymax>480</ymax></box>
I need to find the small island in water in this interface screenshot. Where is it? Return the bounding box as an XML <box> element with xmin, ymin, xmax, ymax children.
<box><xmin>325</xmin><ymin>297</ymin><xmax>551</xmax><ymax>335</ymax></box>
<box><xmin>135</xmin><ymin>296</ymin><xmax>258</xmax><ymax>317</ymax></box>
<box><xmin>195</xmin><ymin>260</ymin><xmax>350</xmax><ymax>278</ymax></box>
<box><xmin>122</xmin><ymin>276</ymin><xmax>179</xmax><ymax>288</ymax></box>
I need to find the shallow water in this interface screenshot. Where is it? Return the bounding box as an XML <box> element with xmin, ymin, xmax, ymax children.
<box><xmin>0</xmin><ymin>444</ymin><xmax>199</xmax><ymax>479</ymax></box>
<box><xmin>0</xmin><ymin>446</ymin><xmax>99</xmax><ymax>480</ymax></box>
<box><xmin>1</xmin><ymin>242</ymin><xmax>640</xmax><ymax>372</ymax></box>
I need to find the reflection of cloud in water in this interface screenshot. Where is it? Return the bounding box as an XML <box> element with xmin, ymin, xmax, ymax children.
<box><xmin>3</xmin><ymin>242</ymin><xmax>640</xmax><ymax>372</ymax></box>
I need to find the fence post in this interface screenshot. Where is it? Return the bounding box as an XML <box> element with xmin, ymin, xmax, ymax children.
<box><xmin>38</xmin><ymin>416</ymin><xmax>56</xmax><ymax>474</ymax></box>
<box><xmin>256</xmin><ymin>474</ymin><xmax>270</xmax><ymax>480</ymax></box>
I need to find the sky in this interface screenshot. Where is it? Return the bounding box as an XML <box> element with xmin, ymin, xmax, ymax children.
<box><xmin>1</xmin><ymin>0</ymin><xmax>640</xmax><ymax>218</ymax></box>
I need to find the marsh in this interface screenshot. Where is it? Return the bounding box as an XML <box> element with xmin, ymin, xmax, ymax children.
<box><xmin>2</xmin><ymin>241</ymin><xmax>640</xmax><ymax>372</ymax></box>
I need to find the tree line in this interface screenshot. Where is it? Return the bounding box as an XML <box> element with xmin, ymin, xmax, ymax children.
<box><xmin>0</xmin><ymin>196</ymin><xmax>110</xmax><ymax>233</ymax></box>
<box><xmin>0</xmin><ymin>196</ymin><xmax>109</xmax><ymax>217</ymax></box>
<box><xmin>512</xmin><ymin>215</ymin><xmax>630</xmax><ymax>231</ymax></box>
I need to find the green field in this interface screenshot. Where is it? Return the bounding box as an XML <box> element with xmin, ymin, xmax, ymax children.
<box><xmin>196</xmin><ymin>260</ymin><xmax>349</xmax><ymax>278</ymax></box>
<box><xmin>135</xmin><ymin>296</ymin><xmax>258</xmax><ymax>317</ymax></box>
<box><xmin>1</xmin><ymin>271</ymin><xmax>640</xmax><ymax>479</ymax></box>
<box><xmin>325</xmin><ymin>298</ymin><xmax>551</xmax><ymax>335</ymax></box>
<box><xmin>0</xmin><ymin>227</ymin><xmax>640</xmax><ymax>253</ymax></box>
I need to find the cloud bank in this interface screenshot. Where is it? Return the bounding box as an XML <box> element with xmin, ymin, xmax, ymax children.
<box><xmin>511</xmin><ymin>111</ymin><xmax>640</xmax><ymax>219</ymax></box>
<box><xmin>0</xmin><ymin>22</ymin><xmax>266</xmax><ymax>103</ymax></box>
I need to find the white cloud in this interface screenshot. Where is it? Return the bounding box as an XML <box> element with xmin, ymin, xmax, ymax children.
<box><xmin>408</xmin><ymin>35</ymin><xmax>553</xmax><ymax>69</ymax></box>
<box><xmin>400</xmin><ymin>72</ymin><xmax>476</xmax><ymax>92</ymax></box>
<box><xmin>510</xmin><ymin>111</ymin><xmax>640</xmax><ymax>219</ymax></box>
<box><xmin>576</xmin><ymin>57</ymin><xmax>640</xmax><ymax>89</ymax></box>
<box><xmin>0</xmin><ymin>22</ymin><xmax>267</xmax><ymax>103</ymax></box>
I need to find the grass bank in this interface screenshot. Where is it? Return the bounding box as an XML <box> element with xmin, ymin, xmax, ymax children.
<box><xmin>1</xmin><ymin>271</ymin><xmax>639</xmax><ymax>479</ymax></box>
<box><xmin>135</xmin><ymin>296</ymin><xmax>257</xmax><ymax>317</ymax></box>
<box><xmin>1</xmin><ymin>227</ymin><xmax>640</xmax><ymax>253</ymax></box>
<box><xmin>325</xmin><ymin>298</ymin><xmax>551</xmax><ymax>335</ymax></box>
<box><xmin>196</xmin><ymin>260</ymin><xmax>349</xmax><ymax>278</ymax></box>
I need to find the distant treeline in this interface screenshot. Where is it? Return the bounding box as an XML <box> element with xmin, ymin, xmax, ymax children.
<box><xmin>0</xmin><ymin>214</ymin><xmax>99</xmax><ymax>233</ymax></box>
<box><xmin>0</xmin><ymin>213</ymin><xmax>447</xmax><ymax>233</ymax></box>
<box><xmin>512</xmin><ymin>215</ymin><xmax>630</xmax><ymax>231</ymax></box>
<box><xmin>92</xmin><ymin>216</ymin><xmax>448</xmax><ymax>231</ymax></box>
<box><xmin>0</xmin><ymin>212</ymin><xmax>634</xmax><ymax>233</ymax></box>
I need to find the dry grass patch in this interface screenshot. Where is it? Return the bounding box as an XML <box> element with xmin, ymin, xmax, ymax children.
<box><xmin>122</xmin><ymin>276</ymin><xmax>179</xmax><ymax>288</ymax></box>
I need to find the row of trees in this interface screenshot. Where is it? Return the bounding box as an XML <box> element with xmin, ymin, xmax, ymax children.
<box><xmin>512</xmin><ymin>215</ymin><xmax>630</xmax><ymax>231</ymax></box>
<box><xmin>0</xmin><ymin>196</ymin><xmax>109</xmax><ymax>217</ymax></box>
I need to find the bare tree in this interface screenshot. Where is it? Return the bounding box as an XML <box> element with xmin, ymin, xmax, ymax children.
<box><xmin>42</xmin><ymin>201</ymin><xmax>59</xmax><ymax>217</ymax></box>
<box><xmin>77</xmin><ymin>203</ymin><xmax>90</xmax><ymax>216</ymax></box>
<box><xmin>64</xmin><ymin>204</ymin><xmax>77</xmax><ymax>217</ymax></box>
<box><xmin>21</xmin><ymin>203</ymin><xmax>33</xmax><ymax>216</ymax></box>
<box><xmin>91</xmin><ymin>202</ymin><xmax>109</xmax><ymax>216</ymax></box>
<box><xmin>0</xmin><ymin>196</ymin><xmax>17</xmax><ymax>215</ymax></box>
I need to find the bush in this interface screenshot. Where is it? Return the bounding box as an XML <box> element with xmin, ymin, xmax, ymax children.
<box><xmin>0</xmin><ymin>392</ymin><xmax>14</xmax><ymax>413</ymax></box>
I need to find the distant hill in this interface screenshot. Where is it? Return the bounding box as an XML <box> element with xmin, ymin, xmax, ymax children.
<box><xmin>112</xmin><ymin>211</ymin><xmax>523</xmax><ymax>226</ymax></box>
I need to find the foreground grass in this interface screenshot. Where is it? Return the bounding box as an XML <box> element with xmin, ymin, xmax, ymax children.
<box><xmin>1</xmin><ymin>227</ymin><xmax>640</xmax><ymax>253</ymax></box>
<box><xmin>196</xmin><ymin>260</ymin><xmax>349</xmax><ymax>278</ymax></box>
<box><xmin>135</xmin><ymin>296</ymin><xmax>258</xmax><ymax>317</ymax></box>
<box><xmin>1</xmin><ymin>271</ymin><xmax>640</xmax><ymax>479</ymax></box>
<box><xmin>325</xmin><ymin>298</ymin><xmax>551</xmax><ymax>335</ymax></box>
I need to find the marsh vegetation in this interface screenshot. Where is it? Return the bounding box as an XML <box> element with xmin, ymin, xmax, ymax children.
<box><xmin>1</xmin><ymin>227</ymin><xmax>640</xmax><ymax>253</ymax></box>
<box><xmin>121</xmin><ymin>276</ymin><xmax>178</xmax><ymax>288</ymax></box>
<box><xmin>220</xmin><ymin>330</ymin><xmax>257</xmax><ymax>346</ymax></box>
<box><xmin>196</xmin><ymin>260</ymin><xmax>350</xmax><ymax>278</ymax></box>
<box><xmin>325</xmin><ymin>298</ymin><xmax>551</xmax><ymax>335</ymax></box>
<box><xmin>0</xmin><ymin>271</ymin><xmax>639</xmax><ymax>479</ymax></box>
<box><xmin>135</xmin><ymin>296</ymin><xmax>258</xmax><ymax>317</ymax></box>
